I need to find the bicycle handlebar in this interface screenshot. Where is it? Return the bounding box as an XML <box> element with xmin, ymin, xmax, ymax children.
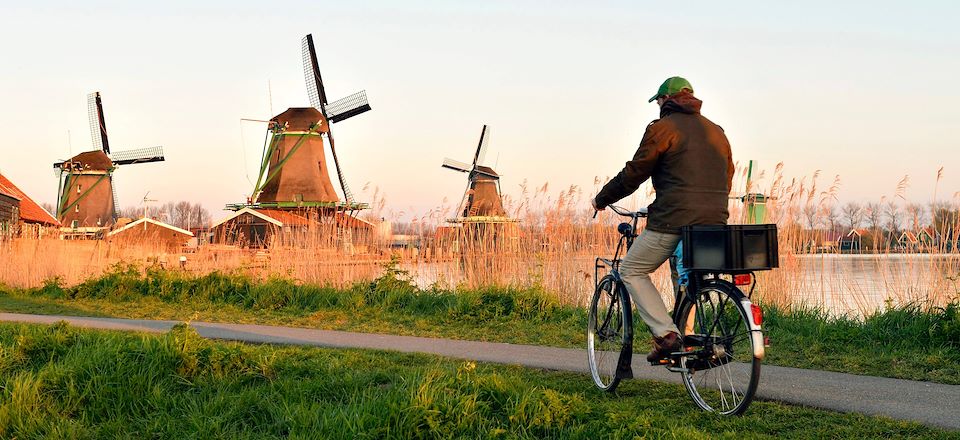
<box><xmin>592</xmin><ymin>204</ymin><xmax>648</xmax><ymax>219</ymax></box>
<box><xmin>608</xmin><ymin>204</ymin><xmax>648</xmax><ymax>218</ymax></box>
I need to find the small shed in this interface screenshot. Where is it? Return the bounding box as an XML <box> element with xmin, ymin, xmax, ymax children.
<box><xmin>107</xmin><ymin>217</ymin><xmax>194</xmax><ymax>249</ymax></box>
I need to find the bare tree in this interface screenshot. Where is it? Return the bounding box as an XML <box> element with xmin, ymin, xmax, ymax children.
<box><xmin>114</xmin><ymin>200</ymin><xmax>210</xmax><ymax>229</ymax></box>
<box><xmin>865</xmin><ymin>202</ymin><xmax>883</xmax><ymax>231</ymax></box>
<box><xmin>823</xmin><ymin>204</ymin><xmax>840</xmax><ymax>233</ymax></box>
<box><xmin>40</xmin><ymin>202</ymin><xmax>56</xmax><ymax>217</ymax></box>
<box><xmin>117</xmin><ymin>205</ymin><xmax>141</xmax><ymax>219</ymax></box>
<box><xmin>840</xmin><ymin>202</ymin><xmax>863</xmax><ymax>232</ymax></box>
<box><xmin>172</xmin><ymin>201</ymin><xmax>192</xmax><ymax>228</ymax></box>
<box><xmin>884</xmin><ymin>201</ymin><xmax>902</xmax><ymax>236</ymax></box>
<box><xmin>802</xmin><ymin>203</ymin><xmax>818</xmax><ymax>229</ymax></box>
<box><xmin>905</xmin><ymin>203</ymin><xmax>926</xmax><ymax>230</ymax></box>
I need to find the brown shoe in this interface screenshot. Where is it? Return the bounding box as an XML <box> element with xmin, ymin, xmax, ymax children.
<box><xmin>646</xmin><ymin>332</ymin><xmax>682</xmax><ymax>363</ymax></box>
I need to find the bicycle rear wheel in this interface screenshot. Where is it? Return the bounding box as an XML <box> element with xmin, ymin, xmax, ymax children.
<box><xmin>676</xmin><ymin>281</ymin><xmax>761</xmax><ymax>415</ymax></box>
<box><xmin>587</xmin><ymin>275</ymin><xmax>632</xmax><ymax>392</ymax></box>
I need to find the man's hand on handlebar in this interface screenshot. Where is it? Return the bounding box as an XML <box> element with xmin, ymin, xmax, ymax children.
<box><xmin>591</xmin><ymin>197</ymin><xmax>604</xmax><ymax>218</ymax></box>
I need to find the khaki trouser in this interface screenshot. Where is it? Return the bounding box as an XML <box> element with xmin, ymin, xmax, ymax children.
<box><xmin>619</xmin><ymin>229</ymin><xmax>682</xmax><ymax>337</ymax></box>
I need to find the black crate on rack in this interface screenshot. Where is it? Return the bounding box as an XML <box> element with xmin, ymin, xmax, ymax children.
<box><xmin>681</xmin><ymin>224</ymin><xmax>779</xmax><ymax>272</ymax></box>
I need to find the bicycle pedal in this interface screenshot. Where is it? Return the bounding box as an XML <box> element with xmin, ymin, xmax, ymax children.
<box><xmin>649</xmin><ymin>358</ymin><xmax>672</xmax><ymax>366</ymax></box>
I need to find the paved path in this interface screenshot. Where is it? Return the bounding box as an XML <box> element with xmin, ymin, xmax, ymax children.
<box><xmin>1</xmin><ymin>312</ymin><xmax>957</xmax><ymax>430</ymax></box>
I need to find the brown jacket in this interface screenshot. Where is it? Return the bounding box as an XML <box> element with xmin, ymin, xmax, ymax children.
<box><xmin>595</xmin><ymin>92</ymin><xmax>734</xmax><ymax>234</ymax></box>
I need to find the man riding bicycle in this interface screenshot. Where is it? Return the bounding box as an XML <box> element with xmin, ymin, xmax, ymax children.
<box><xmin>592</xmin><ymin>76</ymin><xmax>735</xmax><ymax>363</ymax></box>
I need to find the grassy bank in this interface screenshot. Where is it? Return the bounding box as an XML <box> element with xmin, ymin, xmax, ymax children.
<box><xmin>0</xmin><ymin>321</ymin><xmax>952</xmax><ymax>439</ymax></box>
<box><xmin>1</xmin><ymin>264</ymin><xmax>958</xmax><ymax>384</ymax></box>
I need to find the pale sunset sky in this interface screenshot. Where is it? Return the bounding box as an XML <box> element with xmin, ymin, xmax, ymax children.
<box><xmin>1</xmin><ymin>1</ymin><xmax>957</xmax><ymax>221</ymax></box>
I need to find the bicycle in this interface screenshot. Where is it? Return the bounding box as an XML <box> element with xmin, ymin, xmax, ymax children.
<box><xmin>587</xmin><ymin>205</ymin><xmax>772</xmax><ymax>415</ymax></box>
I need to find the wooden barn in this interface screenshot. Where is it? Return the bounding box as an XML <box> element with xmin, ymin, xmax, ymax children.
<box><xmin>0</xmin><ymin>188</ymin><xmax>18</xmax><ymax>240</ymax></box>
<box><xmin>107</xmin><ymin>217</ymin><xmax>193</xmax><ymax>250</ymax></box>
<box><xmin>0</xmin><ymin>172</ymin><xmax>60</xmax><ymax>237</ymax></box>
<box><xmin>211</xmin><ymin>208</ymin><xmax>373</xmax><ymax>249</ymax></box>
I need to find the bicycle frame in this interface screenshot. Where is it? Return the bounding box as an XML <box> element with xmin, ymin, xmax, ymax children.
<box><xmin>594</xmin><ymin>206</ymin><xmax>642</xmax><ymax>291</ymax></box>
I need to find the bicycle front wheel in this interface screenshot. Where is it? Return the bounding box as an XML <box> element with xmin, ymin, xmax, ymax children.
<box><xmin>587</xmin><ymin>275</ymin><xmax>632</xmax><ymax>392</ymax></box>
<box><xmin>676</xmin><ymin>281</ymin><xmax>761</xmax><ymax>415</ymax></box>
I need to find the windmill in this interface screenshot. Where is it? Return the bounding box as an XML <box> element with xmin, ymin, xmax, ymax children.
<box><xmin>238</xmin><ymin>34</ymin><xmax>370</xmax><ymax>212</ymax></box>
<box><xmin>53</xmin><ymin>92</ymin><xmax>164</xmax><ymax>232</ymax></box>
<box><xmin>441</xmin><ymin>125</ymin><xmax>513</xmax><ymax>222</ymax></box>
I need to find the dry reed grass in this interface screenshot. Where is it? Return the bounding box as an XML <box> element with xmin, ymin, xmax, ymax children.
<box><xmin>2</xmin><ymin>163</ymin><xmax>958</xmax><ymax>316</ymax></box>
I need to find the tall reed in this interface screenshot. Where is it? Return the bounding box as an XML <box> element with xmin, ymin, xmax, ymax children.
<box><xmin>2</xmin><ymin>164</ymin><xmax>958</xmax><ymax>316</ymax></box>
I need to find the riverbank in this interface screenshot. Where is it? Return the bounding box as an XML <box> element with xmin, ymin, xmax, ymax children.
<box><xmin>1</xmin><ymin>264</ymin><xmax>957</xmax><ymax>384</ymax></box>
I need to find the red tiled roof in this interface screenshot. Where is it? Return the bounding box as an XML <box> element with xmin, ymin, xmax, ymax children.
<box><xmin>0</xmin><ymin>172</ymin><xmax>59</xmax><ymax>226</ymax></box>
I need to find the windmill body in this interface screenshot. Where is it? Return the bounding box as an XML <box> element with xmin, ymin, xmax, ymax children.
<box><xmin>57</xmin><ymin>150</ymin><xmax>116</xmax><ymax>228</ymax></box>
<box><xmin>54</xmin><ymin>92</ymin><xmax>164</xmax><ymax>235</ymax></box>
<box><xmin>255</xmin><ymin>107</ymin><xmax>340</xmax><ymax>204</ymax></box>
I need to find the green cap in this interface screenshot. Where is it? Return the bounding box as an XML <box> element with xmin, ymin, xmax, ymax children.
<box><xmin>648</xmin><ymin>76</ymin><xmax>694</xmax><ymax>103</ymax></box>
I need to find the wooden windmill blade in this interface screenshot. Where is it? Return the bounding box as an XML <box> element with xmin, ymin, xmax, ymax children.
<box><xmin>441</xmin><ymin>158</ymin><xmax>472</xmax><ymax>173</ymax></box>
<box><xmin>473</xmin><ymin>125</ymin><xmax>489</xmax><ymax>166</ymax></box>
<box><xmin>88</xmin><ymin>92</ymin><xmax>110</xmax><ymax>154</ymax></box>
<box><xmin>109</xmin><ymin>146</ymin><xmax>165</xmax><ymax>165</ymax></box>
<box><xmin>302</xmin><ymin>34</ymin><xmax>328</xmax><ymax>110</ymax></box>
<box><xmin>325</xmin><ymin>91</ymin><xmax>371</xmax><ymax>123</ymax></box>
<box><xmin>301</xmin><ymin>33</ymin><xmax>373</xmax><ymax>205</ymax></box>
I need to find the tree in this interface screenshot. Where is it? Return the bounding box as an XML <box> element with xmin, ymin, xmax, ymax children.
<box><xmin>840</xmin><ymin>202</ymin><xmax>863</xmax><ymax>232</ymax></box>
<box><xmin>865</xmin><ymin>202</ymin><xmax>883</xmax><ymax>232</ymax></box>
<box><xmin>802</xmin><ymin>203</ymin><xmax>818</xmax><ymax>230</ymax></box>
<box><xmin>905</xmin><ymin>203</ymin><xmax>926</xmax><ymax>230</ymax></box>
<box><xmin>884</xmin><ymin>201</ymin><xmax>902</xmax><ymax>235</ymax></box>
<box><xmin>864</xmin><ymin>202</ymin><xmax>884</xmax><ymax>251</ymax></box>
<box><xmin>931</xmin><ymin>202</ymin><xmax>959</xmax><ymax>245</ymax></box>
<box><xmin>823</xmin><ymin>204</ymin><xmax>840</xmax><ymax>233</ymax></box>
<box><xmin>40</xmin><ymin>202</ymin><xmax>56</xmax><ymax>217</ymax></box>
<box><xmin>114</xmin><ymin>201</ymin><xmax>210</xmax><ymax>229</ymax></box>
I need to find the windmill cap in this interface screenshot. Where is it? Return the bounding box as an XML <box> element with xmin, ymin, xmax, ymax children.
<box><xmin>648</xmin><ymin>76</ymin><xmax>694</xmax><ymax>103</ymax></box>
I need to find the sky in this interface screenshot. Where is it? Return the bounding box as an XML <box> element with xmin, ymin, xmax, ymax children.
<box><xmin>1</xmin><ymin>1</ymin><xmax>958</xmax><ymax>221</ymax></box>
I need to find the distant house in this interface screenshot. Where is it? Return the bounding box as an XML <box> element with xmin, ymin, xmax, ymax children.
<box><xmin>107</xmin><ymin>217</ymin><xmax>194</xmax><ymax>250</ymax></box>
<box><xmin>896</xmin><ymin>229</ymin><xmax>937</xmax><ymax>252</ymax></box>
<box><xmin>818</xmin><ymin>230</ymin><xmax>843</xmax><ymax>252</ymax></box>
<box><xmin>838</xmin><ymin>229</ymin><xmax>864</xmax><ymax>253</ymax></box>
<box><xmin>0</xmin><ymin>172</ymin><xmax>60</xmax><ymax>237</ymax></box>
<box><xmin>917</xmin><ymin>227</ymin><xmax>936</xmax><ymax>246</ymax></box>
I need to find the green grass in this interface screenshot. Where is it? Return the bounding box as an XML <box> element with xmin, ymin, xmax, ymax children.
<box><xmin>1</xmin><ymin>263</ymin><xmax>958</xmax><ymax>384</ymax></box>
<box><xmin>0</xmin><ymin>321</ymin><xmax>953</xmax><ymax>439</ymax></box>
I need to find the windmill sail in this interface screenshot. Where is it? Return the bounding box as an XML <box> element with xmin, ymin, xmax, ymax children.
<box><xmin>326</xmin><ymin>91</ymin><xmax>371</xmax><ymax>123</ymax></box>
<box><xmin>474</xmin><ymin>125</ymin><xmax>489</xmax><ymax>166</ymax></box>
<box><xmin>442</xmin><ymin>158</ymin><xmax>472</xmax><ymax>173</ymax></box>
<box><xmin>110</xmin><ymin>175</ymin><xmax>120</xmax><ymax>220</ymax></box>
<box><xmin>88</xmin><ymin>92</ymin><xmax>110</xmax><ymax>154</ymax></box>
<box><xmin>302</xmin><ymin>34</ymin><xmax>327</xmax><ymax>109</ymax></box>
<box><xmin>109</xmin><ymin>146</ymin><xmax>165</xmax><ymax>165</ymax></box>
<box><xmin>300</xmin><ymin>33</ymin><xmax>373</xmax><ymax>206</ymax></box>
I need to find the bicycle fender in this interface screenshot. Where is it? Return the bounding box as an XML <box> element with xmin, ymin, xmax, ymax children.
<box><xmin>740</xmin><ymin>297</ymin><xmax>765</xmax><ymax>360</ymax></box>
